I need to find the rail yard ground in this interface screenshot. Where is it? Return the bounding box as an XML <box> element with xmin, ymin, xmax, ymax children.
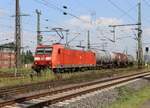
<box><xmin>1</xmin><ymin>70</ymin><xmax>150</xmax><ymax>108</ymax></box>
<box><xmin>0</xmin><ymin>66</ymin><xmax>149</xmax><ymax>87</ymax></box>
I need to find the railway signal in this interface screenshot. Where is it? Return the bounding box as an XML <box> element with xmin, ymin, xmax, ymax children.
<box><xmin>87</xmin><ymin>30</ymin><xmax>90</xmax><ymax>49</ymax></box>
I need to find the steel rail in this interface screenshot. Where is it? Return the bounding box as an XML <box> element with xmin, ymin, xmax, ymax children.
<box><xmin>1</xmin><ymin>71</ymin><xmax>150</xmax><ymax>108</ymax></box>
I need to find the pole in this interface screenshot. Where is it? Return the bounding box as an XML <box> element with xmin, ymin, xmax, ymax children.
<box><xmin>113</xmin><ymin>27</ymin><xmax>115</xmax><ymax>42</ymax></box>
<box><xmin>87</xmin><ymin>30</ymin><xmax>90</xmax><ymax>49</ymax></box>
<box><xmin>109</xmin><ymin>24</ymin><xmax>139</xmax><ymax>43</ymax></box>
<box><xmin>137</xmin><ymin>0</ymin><xmax>143</xmax><ymax>68</ymax></box>
<box><xmin>15</xmin><ymin>0</ymin><xmax>21</xmax><ymax>70</ymax></box>
<box><xmin>36</xmin><ymin>9</ymin><xmax>42</xmax><ymax>45</ymax></box>
<box><xmin>65</xmin><ymin>30</ymin><xmax>69</xmax><ymax>46</ymax></box>
<box><xmin>79</xmin><ymin>41</ymin><xmax>82</xmax><ymax>46</ymax></box>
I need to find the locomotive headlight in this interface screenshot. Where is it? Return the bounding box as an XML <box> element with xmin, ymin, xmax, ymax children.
<box><xmin>34</xmin><ymin>57</ymin><xmax>40</xmax><ymax>61</ymax></box>
<box><xmin>45</xmin><ymin>57</ymin><xmax>51</xmax><ymax>60</ymax></box>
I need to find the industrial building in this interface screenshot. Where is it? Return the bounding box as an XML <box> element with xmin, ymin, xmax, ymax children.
<box><xmin>0</xmin><ymin>42</ymin><xmax>15</xmax><ymax>68</ymax></box>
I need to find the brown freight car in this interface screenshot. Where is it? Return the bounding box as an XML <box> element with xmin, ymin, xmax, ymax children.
<box><xmin>113</xmin><ymin>52</ymin><xmax>128</xmax><ymax>67</ymax></box>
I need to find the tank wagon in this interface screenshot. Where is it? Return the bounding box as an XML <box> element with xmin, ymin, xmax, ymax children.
<box><xmin>127</xmin><ymin>55</ymin><xmax>134</xmax><ymax>65</ymax></box>
<box><xmin>94</xmin><ymin>50</ymin><xmax>113</xmax><ymax>68</ymax></box>
<box><xmin>32</xmin><ymin>43</ymin><xmax>134</xmax><ymax>73</ymax></box>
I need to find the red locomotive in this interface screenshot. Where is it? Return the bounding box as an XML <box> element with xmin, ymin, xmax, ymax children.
<box><xmin>33</xmin><ymin>43</ymin><xmax>96</xmax><ymax>72</ymax></box>
<box><xmin>32</xmin><ymin>43</ymin><xmax>134</xmax><ymax>73</ymax></box>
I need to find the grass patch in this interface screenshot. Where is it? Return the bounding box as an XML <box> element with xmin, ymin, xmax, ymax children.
<box><xmin>53</xmin><ymin>67</ymin><xmax>150</xmax><ymax>81</ymax></box>
<box><xmin>0</xmin><ymin>67</ymin><xmax>149</xmax><ymax>87</ymax></box>
<box><xmin>0</xmin><ymin>69</ymin><xmax>56</xmax><ymax>87</ymax></box>
<box><xmin>0</xmin><ymin>67</ymin><xmax>32</xmax><ymax>74</ymax></box>
<box><xmin>106</xmin><ymin>85</ymin><xmax>150</xmax><ymax>108</ymax></box>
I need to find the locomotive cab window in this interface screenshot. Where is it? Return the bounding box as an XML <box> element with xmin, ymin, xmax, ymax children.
<box><xmin>45</xmin><ymin>48</ymin><xmax>52</xmax><ymax>54</ymax></box>
<box><xmin>36</xmin><ymin>48</ymin><xmax>52</xmax><ymax>54</ymax></box>
<box><xmin>36</xmin><ymin>48</ymin><xmax>44</xmax><ymax>54</ymax></box>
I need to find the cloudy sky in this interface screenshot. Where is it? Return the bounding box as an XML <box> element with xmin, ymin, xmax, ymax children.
<box><xmin>0</xmin><ymin>0</ymin><xmax>150</xmax><ymax>56</ymax></box>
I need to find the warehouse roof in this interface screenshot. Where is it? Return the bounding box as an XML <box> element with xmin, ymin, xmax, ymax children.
<box><xmin>0</xmin><ymin>42</ymin><xmax>15</xmax><ymax>51</ymax></box>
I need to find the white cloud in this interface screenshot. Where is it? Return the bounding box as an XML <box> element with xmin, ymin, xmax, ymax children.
<box><xmin>65</xmin><ymin>15</ymin><xmax>123</xmax><ymax>30</ymax></box>
<box><xmin>95</xmin><ymin>17</ymin><xmax>123</xmax><ymax>26</ymax></box>
<box><xmin>65</xmin><ymin>15</ymin><xmax>92</xmax><ymax>30</ymax></box>
<box><xmin>63</xmin><ymin>15</ymin><xmax>140</xmax><ymax>56</ymax></box>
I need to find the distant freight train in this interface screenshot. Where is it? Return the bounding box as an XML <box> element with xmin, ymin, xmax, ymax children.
<box><xmin>32</xmin><ymin>43</ymin><xmax>134</xmax><ymax>73</ymax></box>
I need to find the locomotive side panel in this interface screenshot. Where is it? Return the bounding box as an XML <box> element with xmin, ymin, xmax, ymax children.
<box><xmin>84</xmin><ymin>51</ymin><xmax>96</xmax><ymax>65</ymax></box>
<box><xmin>54</xmin><ymin>48</ymin><xmax>96</xmax><ymax>69</ymax></box>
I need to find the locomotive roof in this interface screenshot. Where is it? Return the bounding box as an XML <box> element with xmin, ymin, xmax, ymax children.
<box><xmin>36</xmin><ymin>43</ymin><xmax>94</xmax><ymax>52</ymax></box>
<box><xmin>36</xmin><ymin>43</ymin><xmax>64</xmax><ymax>48</ymax></box>
<box><xmin>37</xmin><ymin>44</ymin><xmax>52</xmax><ymax>48</ymax></box>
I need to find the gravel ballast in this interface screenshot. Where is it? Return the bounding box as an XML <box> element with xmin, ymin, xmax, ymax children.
<box><xmin>48</xmin><ymin>75</ymin><xmax>150</xmax><ymax>108</ymax></box>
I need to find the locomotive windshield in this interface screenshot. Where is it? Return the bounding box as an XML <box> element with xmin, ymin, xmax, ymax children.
<box><xmin>36</xmin><ymin>47</ymin><xmax>52</xmax><ymax>54</ymax></box>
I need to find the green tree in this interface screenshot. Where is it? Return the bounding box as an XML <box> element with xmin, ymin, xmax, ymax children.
<box><xmin>21</xmin><ymin>50</ymin><xmax>34</xmax><ymax>65</ymax></box>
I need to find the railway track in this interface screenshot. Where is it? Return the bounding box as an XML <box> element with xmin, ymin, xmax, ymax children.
<box><xmin>1</xmin><ymin>71</ymin><xmax>150</xmax><ymax>108</ymax></box>
<box><xmin>0</xmin><ymin>79</ymin><xmax>55</xmax><ymax>100</ymax></box>
<box><xmin>0</xmin><ymin>68</ymin><xmax>143</xmax><ymax>99</ymax></box>
<box><xmin>0</xmin><ymin>72</ymin><xmax>23</xmax><ymax>78</ymax></box>
<box><xmin>0</xmin><ymin>69</ymin><xmax>128</xmax><ymax>100</ymax></box>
